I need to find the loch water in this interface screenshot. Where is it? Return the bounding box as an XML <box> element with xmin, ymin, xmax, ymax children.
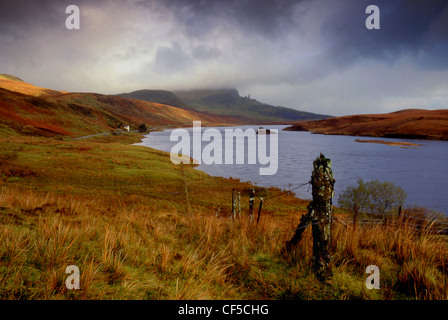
<box><xmin>137</xmin><ymin>125</ymin><xmax>448</xmax><ymax>215</ymax></box>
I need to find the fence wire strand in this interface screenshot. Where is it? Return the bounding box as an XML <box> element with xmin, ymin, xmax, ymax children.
<box><xmin>263</xmin><ymin>180</ymin><xmax>311</xmax><ymax>201</ymax></box>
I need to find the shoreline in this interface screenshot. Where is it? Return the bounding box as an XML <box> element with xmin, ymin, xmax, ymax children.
<box><xmin>282</xmin><ymin>109</ymin><xmax>448</xmax><ymax>141</ymax></box>
<box><xmin>135</xmin><ymin>123</ymin><xmax>299</xmax><ymax>198</ymax></box>
<box><xmin>283</xmin><ymin>125</ymin><xmax>448</xmax><ymax>141</ymax></box>
<box><xmin>354</xmin><ymin>139</ymin><xmax>423</xmax><ymax>147</ymax></box>
<box><xmin>137</xmin><ymin>125</ymin><xmax>448</xmax><ymax>215</ymax></box>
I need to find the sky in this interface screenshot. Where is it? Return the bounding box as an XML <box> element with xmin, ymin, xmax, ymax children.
<box><xmin>1</xmin><ymin>0</ymin><xmax>447</xmax><ymax>116</ymax></box>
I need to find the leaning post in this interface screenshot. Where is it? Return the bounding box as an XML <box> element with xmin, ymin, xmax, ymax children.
<box><xmin>285</xmin><ymin>154</ymin><xmax>335</xmax><ymax>282</ymax></box>
<box><xmin>256</xmin><ymin>198</ymin><xmax>264</xmax><ymax>224</ymax></box>
<box><xmin>249</xmin><ymin>188</ymin><xmax>255</xmax><ymax>222</ymax></box>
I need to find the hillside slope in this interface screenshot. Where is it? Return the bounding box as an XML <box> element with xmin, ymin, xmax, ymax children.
<box><xmin>120</xmin><ymin>88</ymin><xmax>331</xmax><ymax>123</ymax></box>
<box><xmin>117</xmin><ymin>89</ymin><xmax>191</xmax><ymax>110</ymax></box>
<box><xmin>0</xmin><ymin>73</ymin><xmax>64</xmax><ymax>96</ymax></box>
<box><xmin>176</xmin><ymin>89</ymin><xmax>332</xmax><ymax>122</ymax></box>
<box><xmin>284</xmin><ymin>109</ymin><xmax>448</xmax><ymax>140</ymax></box>
<box><xmin>0</xmin><ymin>75</ymin><xmax>239</xmax><ymax>137</ymax></box>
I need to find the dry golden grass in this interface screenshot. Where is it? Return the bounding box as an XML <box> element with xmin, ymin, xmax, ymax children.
<box><xmin>0</xmin><ymin>76</ymin><xmax>65</xmax><ymax>97</ymax></box>
<box><xmin>0</xmin><ymin>135</ymin><xmax>447</xmax><ymax>300</ymax></box>
<box><xmin>1</xmin><ymin>184</ymin><xmax>448</xmax><ymax>300</ymax></box>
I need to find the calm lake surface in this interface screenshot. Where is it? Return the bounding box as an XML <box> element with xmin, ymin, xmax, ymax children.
<box><xmin>136</xmin><ymin>125</ymin><xmax>448</xmax><ymax>215</ymax></box>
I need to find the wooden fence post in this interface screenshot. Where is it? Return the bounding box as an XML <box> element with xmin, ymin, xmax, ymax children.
<box><xmin>383</xmin><ymin>213</ymin><xmax>388</xmax><ymax>228</ymax></box>
<box><xmin>238</xmin><ymin>192</ymin><xmax>241</xmax><ymax>219</ymax></box>
<box><xmin>256</xmin><ymin>198</ymin><xmax>264</xmax><ymax>224</ymax></box>
<box><xmin>353</xmin><ymin>204</ymin><xmax>359</xmax><ymax>232</ymax></box>
<box><xmin>285</xmin><ymin>154</ymin><xmax>335</xmax><ymax>281</ymax></box>
<box><xmin>232</xmin><ymin>189</ymin><xmax>237</xmax><ymax>220</ymax></box>
<box><xmin>397</xmin><ymin>205</ymin><xmax>403</xmax><ymax>229</ymax></box>
<box><xmin>249</xmin><ymin>188</ymin><xmax>255</xmax><ymax>222</ymax></box>
<box><xmin>215</xmin><ymin>205</ymin><xmax>220</xmax><ymax>217</ymax></box>
<box><xmin>417</xmin><ymin>218</ymin><xmax>423</xmax><ymax>237</ymax></box>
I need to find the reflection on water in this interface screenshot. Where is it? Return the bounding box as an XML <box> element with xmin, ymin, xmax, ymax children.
<box><xmin>136</xmin><ymin>125</ymin><xmax>448</xmax><ymax>215</ymax></box>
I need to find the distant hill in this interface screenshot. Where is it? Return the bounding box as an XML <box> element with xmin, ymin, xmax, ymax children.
<box><xmin>0</xmin><ymin>73</ymin><xmax>64</xmax><ymax>96</ymax></box>
<box><xmin>0</xmin><ymin>74</ymin><xmax>238</xmax><ymax>137</ymax></box>
<box><xmin>117</xmin><ymin>89</ymin><xmax>191</xmax><ymax>110</ymax></box>
<box><xmin>0</xmin><ymin>73</ymin><xmax>333</xmax><ymax>138</ymax></box>
<box><xmin>119</xmin><ymin>88</ymin><xmax>332</xmax><ymax>123</ymax></box>
<box><xmin>284</xmin><ymin>109</ymin><xmax>448</xmax><ymax>140</ymax></box>
<box><xmin>0</xmin><ymin>74</ymin><xmax>24</xmax><ymax>82</ymax></box>
<box><xmin>175</xmin><ymin>89</ymin><xmax>332</xmax><ymax>122</ymax></box>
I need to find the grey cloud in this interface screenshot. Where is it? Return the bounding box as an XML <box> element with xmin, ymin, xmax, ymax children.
<box><xmin>192</xmin><ymin>45</ymin><xmax>221</xmax><ymax>60</ymax></box>
<box><xmin>146</xmin><ymin>0</ymin><xmax>303</xmax><ymax>39</ymax></box>
<box><xmin>320</xmin><ymin>0</ymin><xmax>448</xmax><ymax>69</ymax></box>
<box><xmin>0</xmin><ymin>0</ymin><xmax>92</xmax><ymax>33</ymax></box>
<box><xmin>154</xmin><ymin>42</ymin><xmax>193</xmax><ymax>74</ymax></box>
<box><xmin>1</xmin><ymin>0</ymin><xmax>448</xmax><ymax>115</ymax></box>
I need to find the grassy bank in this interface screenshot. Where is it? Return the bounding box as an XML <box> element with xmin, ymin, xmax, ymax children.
<box><xmin>0</xmin><ymin>133</ymin><xmax>447</xmax><ymax>299</ymax></box>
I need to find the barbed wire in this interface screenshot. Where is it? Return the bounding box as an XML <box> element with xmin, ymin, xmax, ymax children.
<box><xmin>263</xmin><ymin>180</ymin><xmax>311</xmax><ymax>201</ymax></box>
<box><xmin>348</xmin><ymin>209</ymin><xmax>448</xmax><ymax>226</ymax></box>
<box><xmin>337</xmin><ymin>218</ymin><xmax>448</xmax><ymax>233</ymax></box>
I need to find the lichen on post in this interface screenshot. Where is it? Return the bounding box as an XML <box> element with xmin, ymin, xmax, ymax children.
<box><xmin>310</xmin><ymin>153</ymin><xmax>335</xmax><ymax>281</ymax></box>
<box><xmin>284</xmin><ymin>153</ymin><xmax>335</xmax><ymax>282</ymax></box>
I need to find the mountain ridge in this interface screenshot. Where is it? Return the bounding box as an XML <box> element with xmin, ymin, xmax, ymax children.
<box><xmin>0</xmin><ymin>74</ymin><xmax>240</xmax><ymax>137</ymax></box>
<box><xmin>8</xmin><ymin>74</ymin><xmax>445</xmax><ymax>142</ymax></box>
<box><xmin>117</xmin><ymin>89</ymin><xmax>191</xmax><ymax>110</ymax></box>
<box><xmin>284</xmin><ymin>109</ymin><xmax>448</xmax><ymax>140</ymax></box>
<box><xmin>120</xmin><ymin>87</ymin><xmax>332</xmax><ymax>123</ymax></box>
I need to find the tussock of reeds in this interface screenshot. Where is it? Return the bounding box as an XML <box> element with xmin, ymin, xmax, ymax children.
<box><xmin>2</xmin><ymin>184</ymin><xmax>447</xmax><ymax>300</ymax></box>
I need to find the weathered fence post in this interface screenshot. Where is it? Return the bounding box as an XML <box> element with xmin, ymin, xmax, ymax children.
<box><xmin>215</xmin><ymin>205</ymin><xmax>220</xmax><ymax>217</ymax></box>
<box><xmin>256</xmin><ymin>198</ymin><xmax>264</xmax><ymax>224</ymax></box>
<box><xmin>232</xmin><ymin>189</ymin><xmax>237</xmax><ymax>220</ymax></box>
<box><xmin>249</xmin><ymin>188</ymin><xmax>255</xmax><ymax>222</ymax></box>
<box><xmin>238</xmin><ymin>192</ymin><xmax>241</xmax><ymax>219</ymax></box>
<box><xmin>353</xmin><ymin>204</ymin><xmax>359</xmax><ymax>231</ymax></box>
<box><xmin>417</xmin><ymin>217</ymin><xmax>423</xmax><ymax>237</ymax></box>
<box><xmin>285</xmin><ymin>154</ymin><xmax>335</xmax><ymax>281</ymax></box>
<box><xmin>397</xmin><ymin>205</ymin><xmax>403</xmax><ymax>229</ymax></box>
<box><xmin>310</xmin><ymin>154</ymin><xmax>335</xmax><ymax>281</ymax></box>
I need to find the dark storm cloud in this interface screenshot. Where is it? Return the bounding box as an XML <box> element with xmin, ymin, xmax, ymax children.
<box><xmin>0</xmin><ymin>0</ymin><xmax>60</xmax><ymax>37</ymax></box>
<box><xmin>1</xmin><ymin>0</ymin><xmax>448</xmax><ymax>115</ymax></box>
<box><xmin>140</xmin><ymin>0</ymin><xmax>448</xmax><ymax>83</ymax></box>
<box><xmin>143</xmin><ymin>0</ymin><xmax>303</xmax><ymax>39</ymax></box>
<box><xmin>319</xmin><ymin>0</ymin><xmax>448</xmax><ymax>69</ymax></box>
<box><xmin>151</xmin><ymin>0</ymin><xmax>448</xmax><ymax>70</ymax></box>
<box><xmin>0</xmin><ymin>0</ymin><xmax>89</xmax><ymax>30</ymax></box>
<box><xmin>2</xmin><ymin>0</ymin><xmax>447</xmax><ymax>69</ymax></box>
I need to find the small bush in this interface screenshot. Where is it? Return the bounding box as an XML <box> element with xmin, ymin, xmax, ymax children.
<box><xmin>338</xmin><ymin>179</ymin><xmax>406</xmax><ymax>217</ymax></box>
<box><xmin>138</xmin><ymin>123</ymin><xmax>147</xmax><ymax>133</ymax></box>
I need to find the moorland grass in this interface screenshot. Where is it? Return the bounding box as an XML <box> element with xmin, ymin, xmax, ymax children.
<box><xmin>0</xmin><ymin>133</ymin><xmax>447</xmax><ymax>300</ymax></box>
